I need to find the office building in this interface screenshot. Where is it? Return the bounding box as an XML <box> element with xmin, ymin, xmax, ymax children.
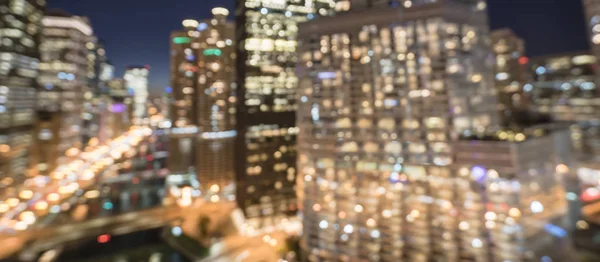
<box><xmin>235</xmin><ymin>0</ymin><xmax>336</xmax><ymax>228</ymax></box>
<box><xmin>528</xmin><ymin>51</ymin><xmax>598</xmax><ymax>122</ymax></box>
<box><xmin>583</xmin><ymin>0</ymin><xmax>600</xmax><ymax>83</ymax></box>
<box><xmin>454</xmin><ymin>125</ymin><xmax>572</xmax><ymax>261</ymax></box>
<box><xmin>34</xmin><ymin>10</ymin><xmax>93</xmax><ymax>176</ymax></box>
<box><xmin>297</xmin><ymin>0</ymin><xmax>501</xmax><ymax>261</ymax></box>
<box><xmin>0</xmin><ymin>0</ymin><xmax>45</xmax><ymax>189</ymax></box>
<box><xmin>491</xmin><ymin>28</ymin><xmax>531</xmax><ymax>125</ymax></box>
<box><xmin>124</xmin><ymin>65</ymin><xmax>149</xmax><ymax>124</ymax></box>
<box><xmin>169</xmin><ymin>8</ymin><xmax>236</xmax><ymax>199</ymax></box>
<box><xmin>106</xmin><ymin>78</ymin><xmax>133</xmax><ymax>140</ymax></box>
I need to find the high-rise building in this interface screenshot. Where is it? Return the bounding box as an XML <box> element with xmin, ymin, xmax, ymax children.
<box><xmin>583</xmin><ymin>0</ymin><xmax>600</xmax><ymax>83</ymax></box>
<box><xmin>169</xmin><ymin>7</ymin><xmax>236</xmax><ymax>199</ymax></box>
<box><xmin>490</xmin><ymin>28</ymin><xmax>531</xmax><ymax>125</ymax></box>
<box><xmin>106</xmin><ymin>78</ymin><xmax>133</xmax><ymax>139</ymax></box>
<box><xmin>235</xmin><ymin>0</ymin><xmax>337</xmax><ymax>228</ymax></box>
<box><xmin>454</xmin><ymin>125</ymin><xmax>573</xmax><ymax>261</ymax></box>
<box><xmin>34</xmin><ymin>10</ymin><xmax>93</xmax><ymax>176</ymax></box>
<box><xmin>528</xmin><ymin>51</ymin><xmax>598</xmax><ymax>122</ymax></box>
<box><xmin>0</xmin><ymin>0</ymin><xmax>45</xmax><ymax>189</ymax></box>
<box><xmin>297</xmin><ymin>0</ymin><xmax>502</xmax><ymax>261</ymax></box>
<box><xmin>124</xmin><ymin>65</ymin><xmax>149</xmax><ymax>123</ymax></box>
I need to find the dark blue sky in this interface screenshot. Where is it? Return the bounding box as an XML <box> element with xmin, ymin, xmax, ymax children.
<box><xmin>49</xmin><ymin>0</ymin><xmax>588</xmax><ymax>94</ymax></box>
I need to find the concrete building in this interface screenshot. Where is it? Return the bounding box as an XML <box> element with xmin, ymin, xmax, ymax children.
<box><xmin>235</xmin><ymin>0</ymin><xmax>336</xmax><ymax>229</ymax></box>
<box><xmin>297</xmin><ymin>0</ymin><xmax>500</xmax><ymax>260</ymax></box>
<box><xmin>169</xmin><ymin>8</ymin><xmax>236</xmax><ymax>200</ymax></box>
<box><xmin>34</xmin><ymin>10</ymin><xmax>94</xmax><ymax>176</ymax></box>
<box><xmin>0</xmin><ymin>0</ymin><xmax>45</xmax><ymax>189</ymax></box>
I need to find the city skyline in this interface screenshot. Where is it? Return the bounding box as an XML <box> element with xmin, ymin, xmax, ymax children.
<box><xmin>2</xmin><ymin>1</ymin><xmax>600</xmax><ymax>261</ymax></box>
<box><xmin>48</xmin><ymin>0</ymin><xmax>589</xmax><ymax>94</ymax></box>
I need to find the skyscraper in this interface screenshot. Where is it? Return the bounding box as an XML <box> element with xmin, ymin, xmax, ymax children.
<box><xmin>490</xmin><ymin>28</ymin><xmax>531</xmax><ymax>125</ymax></box>
<box><xmin>124</xmin><ymin>65</ymin><xmax>149</xmax><ymax>124</ymax></box>
<box><xmin>169</xmin><ymin>8</ymin><xmax>236</xmax><ymax>199</ymax></box>
<box><xmin>528</xmin><ymin>51</ymin><xmax>597</xmax><ymax>122</ymax></box>
<box><xmin>34</xmin><ymin>10</ymin><xmax>94</xmax><ymax>176</ymax></box>
<box><xmin>235</xmin><ymin>0</ymin><xmax>337</xmax><ymax>228</ymax></box>
<box><xmin>0</xmin><ymin>0</ymin><xmax>45</xmax><ymax>189</ymax></box>
<box><xmin>297</xmin><ymin>0</ymin><xmax>499</xmax><ymax>260</ymax></box>
<box><xmin>583</xmin><ymin>0</ymin><xmax>600</xmax><ymax>83</ymax></box>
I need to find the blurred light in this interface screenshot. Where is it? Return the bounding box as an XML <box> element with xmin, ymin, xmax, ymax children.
<box><xmin>34</xmin><ymin>201</ymin><xmax>48</xmax><ymax>211</ymax></box>
<box><xmin>544</xmin><ymin>224</ymin><xmax>566</xmax><ymax>238</ymax></box>
<box><xmin>581</xmin><ymin>187</ymin><xmax>600</xmax><ymax>202</ymax></box>
<box><xmin>84</xmin><ymin>190</ymin><xmax>100</xmax><ymax>199</ymax></box>
<box><xmin>103</xmin><ymin>202</ymin><xmax>113</xmax><ymax>210</ymax></box>
<box><xmin>531</xmin><ymin>201</ymin><xmax>544</xmax><ymax>213</ymax></box>
<box><xmin>171</xmin><ymin>226</ymin><xmax>182</xmax><ymax>236</ymax></box>
<box><xmin>97</xmin><ymin>234</ymin><xmax>111</xmax><ymax>243</ymax></box>
<box><xmin>0</xmin><ymin>203</ymin><xmax>8</xmax><ymax>213</ymax></box>
<box><xmin>6</xmin><ymin>198</ymin><xmax>19</xmax><ymax>207</ymax></box>
<box><xmin>19</xmin><ymin>190</ymin><xmax>33</xmax><ymax>200</ymax></box>
<box><xmin>518</xmin><ymin>56</ymin><xmax>529</xmax><ymax>65</ymax></box>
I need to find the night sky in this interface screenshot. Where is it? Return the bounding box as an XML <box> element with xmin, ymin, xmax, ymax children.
<box><xmin>49</xmin><ymin>0</ymin><xmax>589</xmax><ymax>94</ymax></box>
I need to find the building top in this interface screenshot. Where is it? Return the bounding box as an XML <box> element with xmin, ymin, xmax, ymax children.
<box><xmin>126</xmin><ymin>65</ymin><xmax>151</xmax><ymax>70</ymax></box>
<box><xmin>299</xmin><ymin>0</ymin><xmax>486</xmax><ymax>36</ymax></box>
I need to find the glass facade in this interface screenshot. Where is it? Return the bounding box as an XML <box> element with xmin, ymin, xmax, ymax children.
<box><xmin>528</xmin><ymin>51</ymin><xmax>598</xmax><ymax>122</ymax></box>
<box><xmin>297</xmin><ymin>0</ymin><xmax>502</xmax><ymax>261</ymax></box>
<box><xmin>0</xmin><ymin>0</ymin><xmax>45</xmax><ymax>190</ymax></box>
<box><xmin>169</xmin><ymin>8</ymin><xmax>236</xmax><ymax>200</ymax></box>
<box><xmin>33</xmin><ymin>10</ymin><xmax>92</xmax><ymax>176</ymax></box>
<box><xmin>124</xmin><ymin>65</ymin><xmax>149</xmax><ymax>123</ymax></box>
<box><xmin>235</xmin><ymin>0</ymin><xmax>336</xmax><ymax>228</ymax></box>
<box><xmin>490</xmin><ymin>28</ymin><xmax>531</xmax><ymax>125</ymax></box>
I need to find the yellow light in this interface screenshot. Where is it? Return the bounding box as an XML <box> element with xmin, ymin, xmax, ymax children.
<box><xmin>576</xmin><ymin>220</ymin><xmax>589</xmax><ymax>230</ymax></box>
<box><xmin>509</xmin><ymin>208</ymin><xmax>521</xmax><ymax>217</ymax></box>
<box><xmin>84</xmin><ymin>190</ymin><xmax>100</xmax><ymax>199</ymax></box>
<box><xmin>0</xmin><ymin>203</ymin><xmax>9</xmax><ymax>213</ymax></box>
<box><xmin>52</xmin><ymin>172</ymin><xmax>65</xmax><ymax>180</ymax></box>
<box><xmin>556</xmin><ymin>164</ymin><xmax>569</xmax><ymax>173</ymax></box>
<box><xmin>182</xmin><ymin>19</ymin><xmax>199</xmax><ymax>28</ymax></box>
<box><xmin>210</xmin><ymin>195</ymin><xmax>220</xmax><ymax>202</ymax></box>
<box><xmin>212</xmin><ymin>7</ymin><xmax>229</xmax><ymax>16</ymax></box>
<box><xmin>34</xmin><ymin>201</ymin><xmax>48</xmax><ymax>211</ymax></box>
<box><xmin>19</xmin><ymin>190</ymin><xmax>33</xmax><ymax>200</ymax></box>
<box><xmin>515</xmin><ymin>133</ymin><xmax>526</xmax><ymax>142</ymax></box>
<box><xmin>47</xmin><ymin>193</ymin><xmax>60</xmax><ymax>202</ymax></box>
<box><xmin>366</xmin><ymin>218</ymin><xmax>376</xmax><ymax>227</ymax></box>
<box><xmin>88</xmin><ymin>137</ymin><xmax>99</xmax><ymax>147</ymax></box>
<box><xmin>14</xmin><ymin>221</ymin><xmax>28</xmax><ymax>231</ymax></box>
<box><xmin>6</xmin><ymin>198</ymin><xmax>19</xmax><ymax>207</ymax></box>
<box><xmin>498</xmin><ymin>131</ymin><xmax>508</xmax><ymax>140</ymax></box>
<box><xmin>0</xmin><ymin>144</ymin><xmax>10</xmax><ymax>153</ymax></box>
<box><xmin>210</xmin><ymin>184</ymin><xmax>220</xmax><ymax>192</ymax></box>
<box><xmin>20</xmin><ymin>211</ymin><xmax>36</xmax><ymax>225</ymax></box>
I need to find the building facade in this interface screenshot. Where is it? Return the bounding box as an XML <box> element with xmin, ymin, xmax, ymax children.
<box><xmin>124</xmin><ymin>65</ymin><xmax>149</xmax><ymax>124</ymax></box>
<box><xmin>454</xmin><ymin>126</ymin><xmax>572</xmax><ymax>261</ymax></box>
<box><xmin>528</xmin><ymin>51</ymin><xmax>598</xmax><ymax>122</ymax></box>
<box><xmin>297</xmin><ymin>0</ymin><xmax>500</xmax><ymax>261</ymax></box>
<box><xmin>0</xmin><ymin>0</ymin><xmax>45</xmax><ymax>189</ymax></box>
<box><xmin>490</xmin><ymin>28</ymin><xmax>531</xmax><ymax>126</ymax></box>
<box><xmin>169</xmin><ymin>8</ymin><xmax>236</xmax><ymax>200</ymax></box>
<box><xmin>583</xmin><ymin>0</ymin><xmax>600</xmax><ymax>83</ymax></box>
<box><xmin>34</xmin><ymin>10</ymin><xmax>93</xmax><ymax>176</ymax></box>
<box><xmin>235</xmin><ymin>0</ymin><xmax>336</xmax><ymax>228</ymax></box>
